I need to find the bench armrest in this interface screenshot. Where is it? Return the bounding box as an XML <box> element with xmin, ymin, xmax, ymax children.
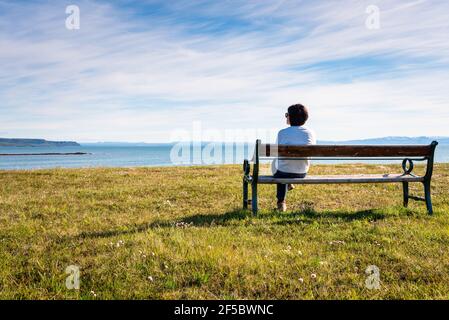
<box><xmin>242</xmin><ymin>140</ymin><xmax>261</xmax><ymax>184</ymax></box>
<box><xmin>243</xmin><ymin>159</ymin><xmax>251</xmax><ymax>178</ymax></box>
<box><xmin>243</xmin><ymin>159</ymin><xmax>250</xmax><ymax>174</ymax></box>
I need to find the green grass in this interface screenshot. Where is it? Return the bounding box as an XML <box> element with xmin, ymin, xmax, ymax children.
<box><xmin>0</xmin><ymin>163</ymin><xmax>448</xmax><ymax>299</ymax></box>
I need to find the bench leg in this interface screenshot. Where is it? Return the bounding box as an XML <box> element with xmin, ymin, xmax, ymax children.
<box><xmin>243</xmin><ymin>179</ymin><xmax>248</xmax><ymax>209</ymax></box>
<box><xmin>251</xmin><ymin>183</ymin><xmax>258</xmax><ymax>216</ymax></box>
<box><xmin>402</xmin><ymin>182</ymin><xmax>409</xmax><ymax>208</ymax></box>
<box><xmin>424</xmin><ymin>180</ymin><xmax>433</xmax><ymax>214</ymax></box>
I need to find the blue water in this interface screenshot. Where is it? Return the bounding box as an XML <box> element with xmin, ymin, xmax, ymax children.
<box><xmin>1</xmin><ymin>144</ymin><xmax>448</xmax><ymax>170</ymax></box>
<box><xmin>0</xmin><ymin>144</ymin><xmax>252</xmax><ymax>170</ymax></box>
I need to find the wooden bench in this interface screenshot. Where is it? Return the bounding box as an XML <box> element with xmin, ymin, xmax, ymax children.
<box><xmin>242</xmin><ymin>140</ymin><xmax>438</xmax><ymax>215</ymax></box>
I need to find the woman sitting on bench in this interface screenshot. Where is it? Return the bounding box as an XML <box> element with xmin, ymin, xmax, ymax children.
<box><xmin>272</xmin><ymin>104</ymin><xmax>316</xmax><ymax>212</ymax></box>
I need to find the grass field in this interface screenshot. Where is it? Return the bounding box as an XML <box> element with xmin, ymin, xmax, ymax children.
<box><xmin>0</xmin><ymin>163</ymin><xmax>448</xmax><ymax>299</ymax></box>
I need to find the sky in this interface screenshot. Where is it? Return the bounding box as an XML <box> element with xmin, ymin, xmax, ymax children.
<box><xmin>1</xmin><ymin>0</ymin><xmax>449</xmax><ymax>142</ymax></box>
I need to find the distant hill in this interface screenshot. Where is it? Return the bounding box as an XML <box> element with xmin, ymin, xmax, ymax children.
<box><xmin>318</xmin><ymin>136</ymin><xmax>449</xmax><ymax>145</ymax></box>
<box><xmin>0</xmin><ymin>138</ymin><xmax>80</xmax><ymax>147</ymax></box>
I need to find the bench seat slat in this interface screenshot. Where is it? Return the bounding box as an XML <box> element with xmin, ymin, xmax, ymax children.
<box><xmin>257</xmin><ymin>174</ymin><xmax>424</xmax><ymax>184</ymax></box>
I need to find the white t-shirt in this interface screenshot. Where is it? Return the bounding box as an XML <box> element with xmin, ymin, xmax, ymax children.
<box><xmin>271</xmin><ymin>126</ymin><xmax>316</xmax><ymax>174</ymax></box>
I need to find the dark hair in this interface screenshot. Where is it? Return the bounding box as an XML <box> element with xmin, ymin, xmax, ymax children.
<box><xmin>287</xmin><ymin>104</ymin><xmax>309</xmax><ymax>126</ymax></box>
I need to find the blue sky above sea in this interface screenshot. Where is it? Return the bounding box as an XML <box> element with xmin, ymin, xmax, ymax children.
<box><xmin>1</xmin><ymin>0</ymin><xmax>449</xmax><ymax>143</ymax></box>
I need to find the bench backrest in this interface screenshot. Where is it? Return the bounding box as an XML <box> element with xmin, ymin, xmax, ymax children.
<box><xmin>258</xmin><ymin>143</ymin><xmax>437</xmax><ymax>158</ymax></box>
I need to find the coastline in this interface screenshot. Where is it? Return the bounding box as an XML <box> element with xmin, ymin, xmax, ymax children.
<box><xmin>1</xmin><ymin>162</ymin><xmax>449</xmax><ymax>173</ymax></box>
<box><xmin>0</xmin><ymin>152</ymin><xmax>90</xmax><ymax>156</ymax></box>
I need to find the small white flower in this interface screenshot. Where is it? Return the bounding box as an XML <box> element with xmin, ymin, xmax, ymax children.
<box><xmin>147</xmin><ymin>276</ymin><xmax>153</xmax><ymax>282</ymax></box>
<box><xmin>311</xmin><ymin>273</ymin><xmax>317</xmax><ymax>279</ymax></box>
<box><xmin>330</xmin><ymin>240</ymin><xmax>345</xmax><ymax>246</ymax></box>
<box><xmin>299</xmin><ymin>278</ymin><xmax>304</xmax><ymax>283</ymax></box>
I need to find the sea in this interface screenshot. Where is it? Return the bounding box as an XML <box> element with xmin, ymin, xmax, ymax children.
<box><xmin>1</xmin><ymin>143</ymin><xmax>448</xmax><ymax>170</ymax></box>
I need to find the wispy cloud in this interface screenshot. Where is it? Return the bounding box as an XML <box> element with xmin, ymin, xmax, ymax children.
<box><xmin>0</xmin><ymin>0</ymin><xmax>448</xmax><ymax>141</ymax></box>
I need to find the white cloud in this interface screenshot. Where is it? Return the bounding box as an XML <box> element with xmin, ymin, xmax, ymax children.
<box><xmin>0</xmin><ymin>0</ymin><xmax>449</xmax><ymax>142</ymax></box>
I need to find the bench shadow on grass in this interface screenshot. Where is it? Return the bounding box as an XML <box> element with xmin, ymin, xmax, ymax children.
<box><xmin>72</xmin><ymin>205</ymin><xmax>388</xmax><ymax>240</ymax></box>
<box><xmin>177</xmin><ymin>206</ymin><xmax>387</xmax><ymax>227</ymax></box>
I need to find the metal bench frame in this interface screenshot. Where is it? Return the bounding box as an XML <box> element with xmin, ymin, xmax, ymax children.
<box><xmin>242</xmin><ymin>140</ymin><xmax>438</xmax><ymax>215</ymax></box>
